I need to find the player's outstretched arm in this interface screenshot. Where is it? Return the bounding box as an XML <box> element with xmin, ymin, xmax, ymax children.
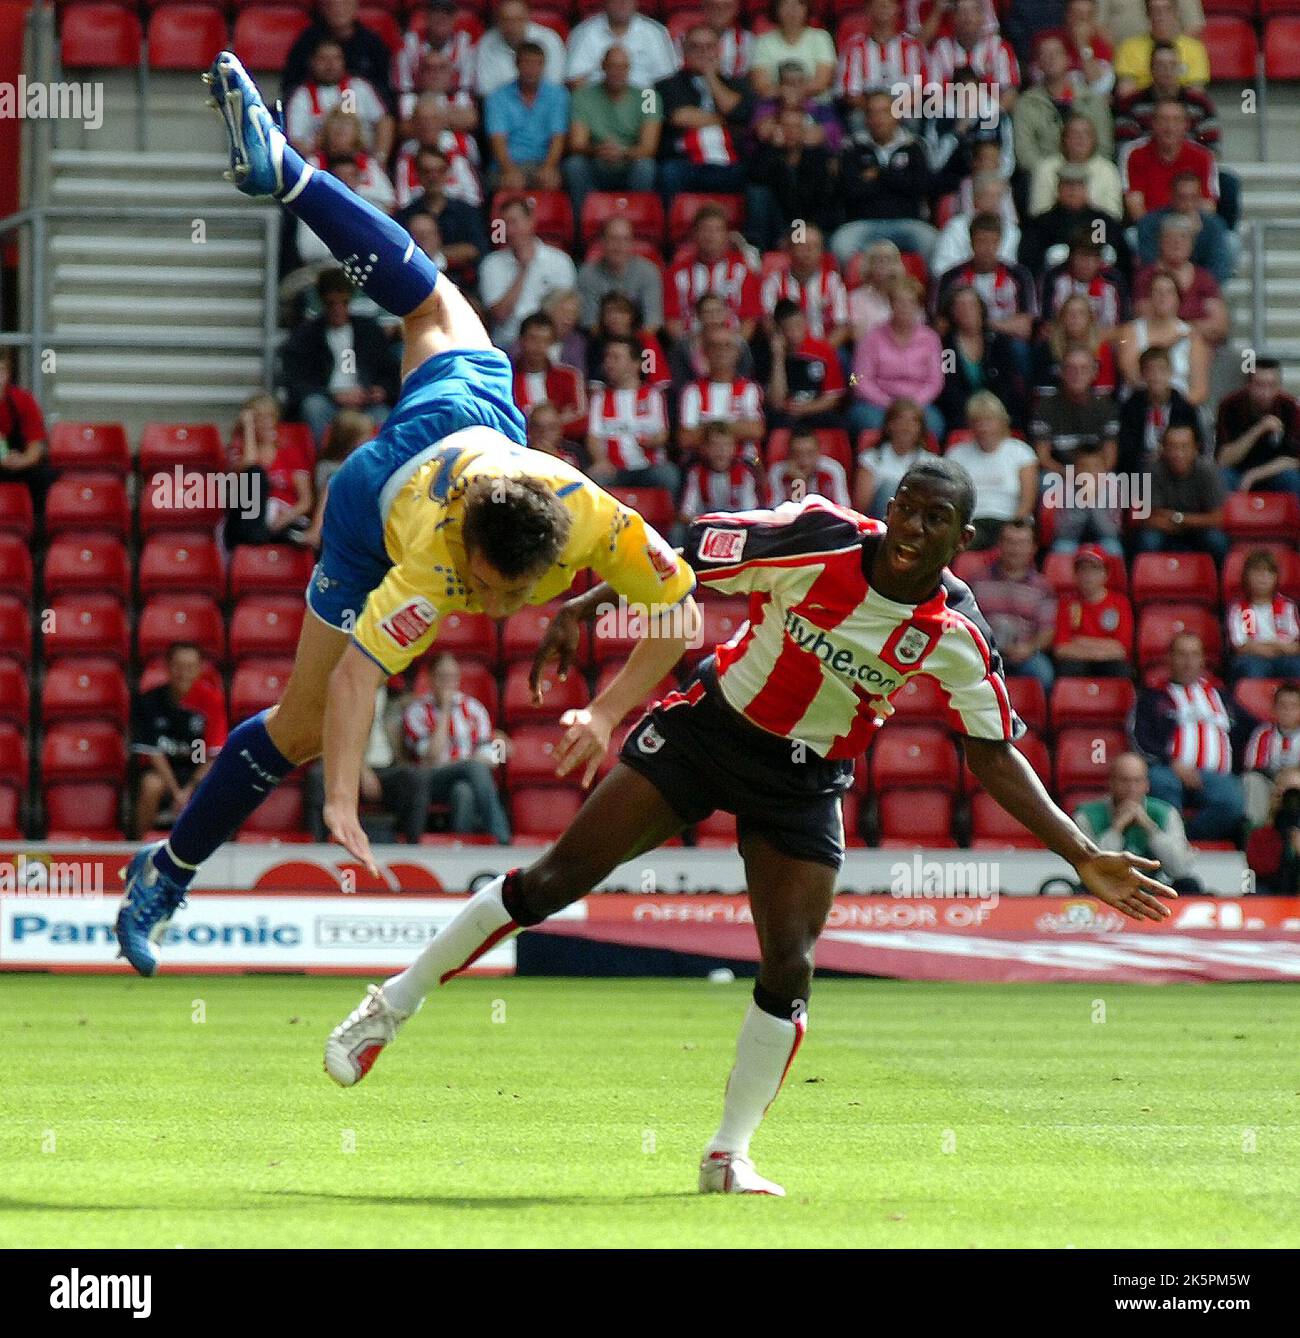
<box><xmin>321</xmin><ymin>643</ymin><xmax>386</xmax><ymax>876</ymax></box>
<box><xmin>964</xmin><ymin>737</ymin><xmax>1177</xmax><ymax>922</ymax></box>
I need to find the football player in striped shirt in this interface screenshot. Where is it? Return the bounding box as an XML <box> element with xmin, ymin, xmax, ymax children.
<box><xmin>327</xmin><ymin>457</ymin><xmax>1175</xmax><ymax>1195</ymax></box>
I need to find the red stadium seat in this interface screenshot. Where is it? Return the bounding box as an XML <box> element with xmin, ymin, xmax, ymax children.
<box><xmin>503</xmin><ymin>660</ymin><xmax>588</xmax><ymax>726</ymax></box>
<box><xmin>668</xmin><ymin>193</ymin><xmax>744</xmax><ymax>246</ymax></box>
<box><xmin>607</xmin><ymin>486</ymin><xmax>674</xmax><ymax>531</ymax></box>
<box><xmin>948</xmin><ymin>551</ymin><xmax>991</xmax><ymax>586</ymax></box>
<box><xmin>0</xmin><ymin>595</ymin><xmax>31</xmax><ymax>661</ymax></box>
<box><xmin>232</xmin><ymin>4</ymin><xmax>311</xmax><ymax>69</ymax></box>
<box><xmin>44</xmin><ymin>473</ymin><xmax>130</xmax><ymax>539</ymax></box>
<box><xmin>137</xmin><ymin>594</ymin><xmax>226</xmax><ymax>662</ymax></box>
<box><xmin>138</xmin><ymin>470</ymin><xmax>224</xmax><ymax>533</ymax></box>
<box><xmin>1265</xmin><ymin>16</ymin><xmax>1300</xmax><ymax>78</ymax></box>
<box><xmin>227</xmin><ymin>543</ymin><xmax>315</xmax><ymax>599</ymax></box>
<box><xmin>41</xmin><ymin>657</ymin><xmax>130</xmax><ymax>727</ymax></box>
<box><xmin>666</xmin><ymin>9</ymin><xmax>707</xmax><ymax>45</ymax></box>
<box><xmin>532</xmin><ymin>9</ymin><xmax>570</xmax><ymax>40</ymax></box>
<box><xmin>489</xmin><ymin>190</ymin><xmax>575</xmax><ymax>249</ymax></box>
<box><xmin>136</xmin><ymin>534</ymin><xmax>224</xmax><ymax>598</ymax></box>
<box><xmin>511</xmin><ymin>785</ymin><xmax>584</xmax><ymax>839</ymax></box>
<box><xmin>408</xmin><ymin>658</ymin><xmax>500</xmax><ymax>722</ymax></box>
<box><xmin>43</xmin><ymin>594</ymin><xmax>130</xmax><ymax>663</ymax></box>
<box><xmin>0</xmin><ymin>659</ymin><xmax>29</xmax><ymax>728</ymax></box>
<box><xmin>43</xmin><ymin>535</ymin><xmax>130</xmax><ymax>599</ymax></box>
<box><xmin>962</xmin><ymin>734</ymin><xmax>1051</xmax><ymax>793</ymax></box>
<box><xmin>1205</xmin><ymin>15</ymin><xmax>1260</xmax><ymax>79</ymax></box>
<box><xmin>1005</xmin><ymin>675</ymin><xmax>1047</xmax><ymax>735</ymax></box>
<box><xmin>872</xmin><ymin>727</ymin><xmax>959</xmax><ymax>792</ymax></box>
<box><xmin>764</xmin><ymin>427</ymin><xmax>854</xmax><ymax>474</ymax></box>
<box><xmin>1222</xmin><ymin>543</ymin><xmax>1300</xmax><ymax>602</ymax></box>
<box><xmin>694</xmin><ymin>808</ymin><xmax>738</xmax><ymax>846</ymax></box>
<box><xmin>687</xmin><ymin>597</ymin><xmax>750</xmax><ymax>666</ymax></box>
<box><xmin>236</xmin><ymin>783</ymin><xmax>308</xmax><ymax>841</ymax></box>
<box><xmin>42</xmin><ymin>720</ymin><xmax>127</xmax><ymax>783</ymax></box>
<box><xmin>0</xmin><ymin>781</ymin><xmax>19</xmax><ymax>838</ymax></box>
<box><xmin>1049</xmin><ymin>676</ymin><xmax>1137</xmax><ymax>732</ymax></box>
<box><xmin>877</xmin><ymin>789</ymin><xmax>957</xmax><ymax>847</ymax></box>
<box><xmin>1042</xmin><ymin>548</ymin><xmax>1129</xmax><ymax>596</ymax></box>
<box><xmin>138</xmin><ymin>422</ymin><xmax>225</xmax><ymax>474</ymax></box>
<box><xmin>501</xmin><ymin>602</ymin><xmax>588</xmax><ymax>665</ymax></box>
<box><xmin>1223</xmin><ymin>490</ymin><xmax>1300</xmax><ymax>541</ymax></box>
<box><xmin>579</xmin><ymin>191</ymin><xmax>667</xmax><ymax>248</ymax></box>
<box><xmin>503</xmin><ymin>725</ymin><xmax>565</xmax><ymax>789</ymax></box>
<box><xmin>0</xmin><ymin>534</ymin><xmax>33</xmax><ymax>597</ymax></box>
<box><xmin>61</xmin><ymin>3</ymin><xmax>142</xmax><ymax>68</ymax></box>
<box><xmin>1130</xmin><ymin>551</ymin><xmax>1218</xmax><ymax>609</ymax></box>
<box><xmin>44</xmin><ymin>783</ymin><xmax>123</xmax><ymax>840</ymax></box>
<box><xmin>147</xmin><ymin>4</ymin><xmax>229</xmax><ymax>70</ymax></box>
<box><xmin>228</xmin><ymin>595</ymin><xmax>305</xmax><ymax>661</ymax></box>
<box><xmin>1054</xmin><ymin>726</ymin><xmax>1127</xmax><ymax>797</ymax></box>
<box><xmin>48</xmin><ymin>422</ymin><xmax>131</xmax><ymax>474</ymax></box>
<box><xmin>0</xmin><ymin>719</ymin><xmax>26</xmax><ymax>776</ymax></box>
<box><xmin>430</xmin><ymin>610</ymin><xmax>499</xmax><ymax>667</ymax></box>
<box><xmin>230</xmin><ymin>657</ymin><xmax>292</xmax><ymax>723</ymax></box>
<box><xmin>969</xmin><ymin>790</ymin><xmax>1038</xmax><ymax>849</ymax></box>
<box><xmin>357</xmin><ymin>6</ymin><xmax>403</xmax><ymax>51</ymax></box>
<box><xmin>0</xmin><ymin>484</ymin><xmax>34</xmax><ymax>539</ymax></box>
<box><xmin>885</xmin><ymin>672</ymin><xmax>946</xmax><ymax>721</ymax></box>
<box><xmin>1137</xmin><ymin>604</ymin><xmax>1223</xmax><ymax>670</ymax></box>
<box><xmin>1235</xmin><ymin>677</ymin><xmax>1285</xmax><ymax>722</ymax></box>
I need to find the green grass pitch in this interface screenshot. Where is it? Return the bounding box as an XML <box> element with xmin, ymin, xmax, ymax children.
<box><xmin>1</xmin><ymin>975</ymin><xmax>1297</xmax><ymax>1248</ymax></box>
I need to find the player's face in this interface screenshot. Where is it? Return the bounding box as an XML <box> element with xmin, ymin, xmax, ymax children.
<box><xmin>464</xmin><ymin>549</ymin><xmax>543</xmax><ymax>619</ymax></box>
<box><xmin>881</xmin><ymin>480</ymin><xmax>973</xmax><ymax>588</ymax></box>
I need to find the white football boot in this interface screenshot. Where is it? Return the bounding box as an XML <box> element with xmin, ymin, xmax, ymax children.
<box><xmin>324</xmin><ymin>984</ymin><xmax>415</xmax><ymax>1087</ymax></box>
<box><xmin>698</xmin><ymin>1150</ymin><xmax>786</xmax><ymax>1196</ymax></box>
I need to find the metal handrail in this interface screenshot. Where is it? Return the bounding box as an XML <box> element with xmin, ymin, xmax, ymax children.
<box><xmin>0</xmin><ymin>204</ymin><xmax>282</xmax><ymax>405</ymax></box>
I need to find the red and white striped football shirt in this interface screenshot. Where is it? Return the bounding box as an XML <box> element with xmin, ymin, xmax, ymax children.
<box><xmin>587</xmin><ymin>384</ymin><xmax>669</xmax><ymax>470</ymax></box>
<box><xmin>766</xmin><ymin>459</ymin><xmax>850</xmax><ymax>508</ymax></box>
<box><xmin>402</xmin><ymin>691</ymin><xmax>494</xmax><ymax>762</ymax></box>
<box><xmin>1245</xmin><ymin>723</ymin><xmax>1300</xmax><ymax>776</ymax></box>
<box><xmin>837</xmin><ymin>32</ymin><xmax>927</xmax><ymax>98</ymax></box>
<box><xmin>1227</xmin><ymin>597</ymin><xmax>1300</xmax><ymax>650</ymax></box>
<box><xmin>1164</xmin><ymin>679</ymin><xmax>1233</xmax><ymax>774</ymax></box>
<box><xmin>512</xmin><ymin>362</ymin><xmax>586</xmax><ymax>429</ymax></box>
<box><xmin>673</xmin><ymin>25</ymin><xmax>754</xmax><ymax>78</ymax></box>
<box><xmin>678</xmin><ymin>377</ymin><xmax>764</xmax><ymax>433</ymax></box>
<box><xmin>926</xmin><ymin>34</ymin><xmax>1020</xmax><ymax>87</ymax></box>
<box><xmin>394</xmin><ymin>30</ymin><xmax>476</xmax><ymax>95</ymax></box>
<box><xmin>664</xmin><ymin>252</ymin><xmax>762</xmax><ymax>328</ymax></box>
<box><xmin>761</xmin><ymin>265</ymin><xmax>850</xmax><ymax>339</ymax></box>
<box><xmin>680</xmin><ymin>460</ymin><xmax>762</xmax><ymax>521</ymax></box>
<box><xmin>394</xmin><ymin>127</ymin><xmax>483</xmax><ymax>207</ymax></box>
<box><xmin>683</xmin><ymin>498</ymin><xmax>1023</xmax><ymax>758</ymax></box>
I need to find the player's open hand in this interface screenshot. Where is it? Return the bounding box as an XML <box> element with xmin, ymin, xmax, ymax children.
<box><xmin>1074</xmin><ymin>851</ymin><xmax>1177</xmax><ymax>923</ymax></box>
<box><xmin>323</xmin><ymin>801</ymin><xmax>380</xmax><ymax>879</ymax></box>
<box><xmin>530</xmin><ymin>605</ymin><xmax>583</xmax><ymax>704</ymax></box>
<box><xmin>554</xmin><ymin>706</ymin><xmax>612</xmax><ymax>789</ymax></box>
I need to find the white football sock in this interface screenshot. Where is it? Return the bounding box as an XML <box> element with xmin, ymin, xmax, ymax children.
<box><xmin>383</xmin><ymin>874</ymin><xmax>518</xmax><ymax>1015</ymax></box>
<box><xmin>707</xmin><ymin>1001</ymin><xmax>806</xmax><ymax>1159</ymax></box>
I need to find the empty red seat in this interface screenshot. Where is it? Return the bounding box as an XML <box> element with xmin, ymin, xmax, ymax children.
<box><xmin>48</xmin><ymin>421</ymin><xmax>131</xmax><ymax>474</ymax></box>
<box><xmin>227</xmin><ymin>543</ymin><xmax>315</xmax><ymax>599</ymax></box>
<box><xmin>884</xmin><ymin>672</ymin><xmax>946</xmax><ymax>721</ymax></box>
<box><xmin>1206</xmin><ymin>15</ymin><xmax>1259</xmax><ymax>79</ymax></box>
<box><xmin>1005</xmin><ymin>675</ymin><xmax>1047</xmax><ymax>735</ymax></box>
<box><xmin>1042</xmin><ymin>548</ymin><xmax>1129</xmax><ymax>596</ymax></box>
<box><xmin>0</xmin><ymin>781</ymin><xmax>19</xmax><ymax>837</ymax></box>
<box><xmin>1049</xmin><ymin>676</ymin><xmax>1137</xmax><ymax>731</ymax></box>
<box><xmin>0</xmin><ymin>484</ymin><xmax>34</xmax><ymax>539</ymax></box>
<box><xmin>43</xmin><ymin>535</ymin><xmax>130</xmax><ymax>599</ymax></box>
<box><xmin>228</xmin><ymin>595</ymin><xmax>305</xmax><ymax>660</ymax></box>
<box><xmin>136</xmin><ymin>534</ymin><xmax>224</xmax><ymax>598</ymax></box>
<box><xmin>501</xmin><ymin>603</ymin><xmax>588</xmax><ymax>665</ymax></box>
<box><xmin>41</xmin><ymin>657</ymin><xmax>130</xmax><ymax>727</ymax></box>
<box><xmin>138</xmin><ymin>421</ymin><xmax>225</xmax><ymax>473</ymax></box>
<box><xmin>1235</xmin><ymin>677</ymin><xmax>1285</xmax><ymax>722</ymax></box>
<box><xmin>764</xmin><ymin>427</ymin><xmax>853</xmax><ymax>474</ymax></box>
<box><xmin>1130</xmin><ymin>551</ymin><xmax>1218</xmax><ymax>609</ymax></box>
<box><xmin>0</xmin><ymin>595</ymin><xmax>31</xmax><ymax>661</ymax></box>
<box><xmin>1265</xmin><ymin>15</ymin><xmax>1300</xmax><ymax>78</ymax></box>
<box><xmin>0</xmin><ymin>720</ymin><xmax>27</xmax><ymax>779</ymax></box>
<box><xmin>877</xmin><ymin>789</ymin><xmax>957</xmax><ymax>847</ymax></box>
<box><xmin>431</xmin><ymin>610</ymin><xmax>499</xmax><ymax>666</ymax></box>
<box><xmin>948</xmin><ymin>550</ymin><xmax>991</xmax><ymax>586</ymax></box>
<box><xmin>503</xmin><ymin>725</ymin><xmax>564</xmax><ymax>789</ymax></box>
<box><xmin>138</xmin><ymin>470</ymin><xmax>224</xmax><ymax>533</ymax></box>
<box><xmin>1054</xmin><ymin>726</ymin><xmax>1127</xmax><ymax>797</ymax></box>
<box><xmin>137</xmin><ymin>594</ymin><xmax>226</xmax><ymax>662</ymax></box>
<box><xmin>230</xmin><ymin>657</ymin><xmax>292</xmax><ymax>723</ymax></box>
<box><xmin>42</xmin><ymin>720</ymin><xmax>127</xmax><ymax>783</ymax></box>
<box><xmin>44</xmin><ymin>473</ymin><xmax>130</xmax><ymax>538</ymax></box>
<box><xmin>236</xmin><ymin>783</ymin><xmax>308</xmax><ymax>841</ymax></box>
<box><xmin>969</xmin><ymin>790</ymin><xmax>1038</xmax><ymax>849</ymax></box>
<box><xmin>579</xmin><ymin>191</ymin><xmax>667</xmax><ymax>247</ymax></box>
<box><xmin>503</xmin><ymin>660</ymin><xmax>588</xmax><ymax>726</ymax></box>
<box><xmin>43</xmin><ymin>594</ymin><xmax>130</xmax><ymax>662</ymax></box>
<box><xmin>668</xmin><ymin>193</ymin><xmax>744</xmax><ymax>245</ymax></box>
<box><xmin>62</xmin><ymin>2</ymin><xmax>142</xmax><ymax>68</ymax></box>
<box><xmin>231</xmin><ymin>4</ymin><xmax>311</xmax><ymax>69</ymax></box>
<box><xmin>1222</xmin><ymin>542</ymin><xmax>1300</xmax><ymax>602</ymax></box>
<box><xmin>0</xmin><ymin>659</ymin><xmax>28</xmax><ymax>728</ymax></box>
<box><xmin>0</xmin><ymin>535</ymin><xmax>32</xmax><ymax>597</ymax></box>
<box><xmin>872</xmin><ymin>727</ymin><xmax>959</xmax><ymax>792</ymax></box>
<box><xmin>147</xmin><ymin>4</ymin><xmax>229</xmax><ymax>70</ymax></box>
<box><xmin>490</xmin><ymin>190</ymin><xmax>575</xmax><ymax>249</ymax></box>
<box><xmin>511</xmin><ymin>785</ymin><xmax>584</xmax><ymax>840</ymax></box>
<box><xmin>686</xmin><ymin>598</ymin><xmax>750</xmax><ymax>666</ymax></box>
<box><xmin>357</xmin><ymin>5</ymin><xmax>402</xmax><ymax>50</ymax></box>
<box><xmin>44</xmin><ymin>783</ymin><xmax>123</xmax><ymax>841</ymax></box>
<box><xmin>1137</xmin><ymin>604</ymin><xmax>1223</xmax><ymax>669</ymax></box>
<box><xmin>1223</xmin><ymin>490</ymin><xmax>1300</xmax><ymax>541</ymax></box>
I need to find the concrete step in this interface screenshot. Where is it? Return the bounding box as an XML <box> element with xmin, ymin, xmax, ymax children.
<box><xmin>51</xmin><ymin>293</ymin><xmax>264</xmax><ymax>322</ymax></box>
<box><xmin>49</xmin><ymin>175</ymin><xmax>234</xmax><ymax>205</ymax></box>
<box><xmin>52</xmin><ymin>381</ymin><xmax>258</xmax><ymax>408</ymax></box>
<box><xmin>49</xmin><ymin>234</ymin><xmax>265</xmax><ymax>263</ymax></box>
<box><xmin>54</xmin><ymin>351</ymin><xmax>264</xmax><ymax>381</ymax></box>
<box><xmin>54</xmin><ymin>263</ymin><xmax>263</xmax><ymax>290</ymax></box>
<box><xmin>45</xmin><ymin>324</ymin><xmax>267</xmax><ymax>350</ymax></box>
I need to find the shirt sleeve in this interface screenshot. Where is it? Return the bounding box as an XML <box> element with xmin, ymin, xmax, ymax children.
<box><xmin>352</xmin><ymin>563</ymin><xmax>444</xmax><ymax>675</ymax></box>
<box><xmin>585</xmin><ymin>488</ymin><xmax>696</xmax><ymax>611</ymax></box>
<box><xmin>925</xmin><ymin>605</ymin><xmax>1025</xmax><ymax>741</ymax></box>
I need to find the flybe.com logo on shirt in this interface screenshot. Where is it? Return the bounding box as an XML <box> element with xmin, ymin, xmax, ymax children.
<box><xmin>783</xmin><ymin>609</ymin><xmax>901</xmax><ymax>692</ymax></box>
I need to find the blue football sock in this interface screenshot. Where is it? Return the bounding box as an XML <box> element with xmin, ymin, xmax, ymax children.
<box><xmin>153</xmin><ymin>710</ymin><xmax>295</xmax><ymax>887</ymax></box>
<box><xmin>275</xmin><ymin>139</ymin><xmax>441</xmax><ymax>317</ymax></box>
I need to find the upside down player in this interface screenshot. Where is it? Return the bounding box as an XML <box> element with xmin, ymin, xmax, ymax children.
<box><xmin>327</xmin><ymin>458</ymin><xmax>1176</xmax><ymax>1196</ymax></box>
<box><xmin>114</xmin><ymin>52</ymin><xmax>699</xmax><ymax>975</ymax></box>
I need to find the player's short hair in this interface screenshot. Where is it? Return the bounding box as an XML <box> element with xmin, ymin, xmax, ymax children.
<box><xmin>897</xmin><ymin>457</ymin><xmax>976</xmax><ymax>527</ymax></box>
<box><xmin>460</xmin><ymin>473</ymin><xmax>573</xmax><ymax>579</ymax></box>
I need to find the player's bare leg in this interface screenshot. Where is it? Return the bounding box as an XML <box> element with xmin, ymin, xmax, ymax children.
<box><xmin>699</xmin><ymin>833</ymin><xmax>836</xmax><ymax>1196</ymax></box>
<box><xmin>325</xmin><ymin>765</ymin><xmax>685</xmax><ymax>1084</ymax></box>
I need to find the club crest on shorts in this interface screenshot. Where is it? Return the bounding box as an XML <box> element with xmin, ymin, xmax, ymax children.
<box><xmin>698</xmin><ymin>527</ymin><xmax>746</xmax><ymax>563</ymax></box>
<box><xmin>894</xmin><ymin>625</ymin><xmax>929</xmax><ymax>665</ymax></box>
<box><xmin>638</xmin><ymin>723</ymin><xmax>665</xmax><ymax>754</ymax></box>
<box><xmin>380</xmin><ymin>597</ymin><xmax>437</xmax><ymax>649</ymax></box>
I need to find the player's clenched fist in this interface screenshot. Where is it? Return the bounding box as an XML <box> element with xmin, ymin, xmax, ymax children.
<box><xmin>554</xmin><ymin>706</ymin><xmax>614</xmax><ymax>789</ymax></box>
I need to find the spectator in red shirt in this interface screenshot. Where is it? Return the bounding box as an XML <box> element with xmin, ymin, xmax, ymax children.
<box><xmin>676</xmin><ymin>326</ymin><xmax>765</xmax><ymax>458</ymax></box>
<box><xmin>586</xmin><ymin>334</ymin><xmax>676</xmax><ymax>492</ymax></box>
<box><xmin>767</xmin><ymin>426</ymin><xmax>850</xmax><ymax>506</ymax></box>
<box><xmin>1053</xmin><ymin>544</ymin><xmax>1134</xmax><ymax>678</ymax></box>
<box><xmin>0</xmin><ymin>350</ymin><xmax>53</xmax><ymax>514</ymax></box>
<box><xmin>679</xmin><ymin>422</ymin><xmax>764</xmax><ymax>524</ymax></box>
<box><xmin>587</xmin><ymin>291</ymin><xmax>672</xmax><ymax>389</ymax></box>
<box><xmin>525</xmin><ymin>400</ymin><xmax>582</xmax><ymax>469</ymax></box>
<box><xmin>1228</xmin><ymin>549</ymin><xmax>1300</xmax><ymax>683</ymax></box>
<box><xmin>512</xmin><ymin>310</ymin><xmax>588</xmax><ymax>440</ymax></box>
<box><xmin>1132</xmin><ymin>213</ymin><xmax>1227</xmax><ymax>347</ymax></box>
<box><xmin>1122</xmin><ymin>98</ymin><xmax>1217</xmax><ymax>222</ymax></box>
<box><xmin>766</xmin><ymin>298</ymin><xmax>846</xmax><ymax>431</ymax></box>
<box><xmin>226</xmin><ymin>392</ymin><xmax>315</xmax><ymax>547</ymax></box>
<box><xmin>664</xmin><ymin>204</ymin><xmax>762</xmax><ymax>343</ymax></box>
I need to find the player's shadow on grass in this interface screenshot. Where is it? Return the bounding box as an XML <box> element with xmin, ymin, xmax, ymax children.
<box><xmin>270</xmin><ymin>1189</ymin><xmax>699</xmax><ymax>1210</ymax></box>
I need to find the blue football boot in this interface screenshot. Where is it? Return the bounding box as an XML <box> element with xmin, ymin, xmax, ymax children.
<box><xmin>203</xmin><ymin>50</ymin><xmax>289</xmax><ymax>198</ymax></box>
<box><xmin>115</xmin><ymin>843</ymin><xmax>189</xmax><ymax>977</ymax></box>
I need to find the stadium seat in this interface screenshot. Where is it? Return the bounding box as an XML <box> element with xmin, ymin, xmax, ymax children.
<box><xmin>504</xmin><ymin>725</ymin><xmax>564</xmax><ymax>789</ymax></box>
<box><xmin>0</xmin><ymin>595</ymin><xmax>31</xmax><ymax>661</ymax></box>
<box><xmin>232</xmin><ymin>5</ymin><xmax>311</xmax><ymax>69</ymax></box>
<box><xmin>0</xmin><ymin>534</ymin><xmax>33</xmax><ymax>598</ymax></box>
<box><xmin>1130</xmin><ymin>551</ymin><xmax>1218</xmax><ymax>609</ymax></box>
<box><xmin>1054</xmin><ymin>726</ymin><xmax>1128</xmax><ymax>798</ymax></box>
<box><xmin>885</xmin><ymin>672</ymin><xmax>945</xmax><ymax>721</ymax></box>
<box><xmin>694</xmin><ymin>808</ymin><xmax>739</xmax><ymax>846</ymax></box>
<box><xmin>0</xmin><ymin>781</ymin><xmax>19</xmax><ymax>838</ymax></box>
<box><xmin>0</xmin><ymin>719</ymin><xmax>27</xmax><ymax>779</ymax></box>
<box><xmin>948</xmin><ymin>551</ymin><xmax>990</xmax><ymax>586</ymax></box>
<box><xmin>877</xmin><ymin>790</ymin><xmax>957</xmax><ymax>847</ymax></box>
<box><xmin>236</xmin><ymin>783</ymin><xmax>309</xmax><ymax>841</ymax></box>
<box><xmin>1005</xmin><ymin>676</ymin><xmax>1047</xmax><ymax>735</ymax></box>
<box><xmin>489</xmin><ymin>190</ymin><xmax>575</xmax><ymax>249</ymax></box>
<box><xmin>1136</xmin><ymin>604</ymin><xmax>1223</xmax><ymax>670</ymax></box>
<box><xmin>43</xmin><ymin>594</ymin><xmax>131</xmax><ymax>663</ymax></box>
<box><xmin>1222</xmin><ymin>543</ymin><xmax>1300</xmax><ymax>602</ymax></box>
<box><xmin>501</xmin><ymin>602</ymin><xmax>588</xmax><ymax>665</ymax></box>
<box><xmin>48</xmin><ymin>422</ymin><xmax>132</xmax><ymax>474</ymax></box>
<box><xmin>511</xmin><ymin>785</ymin><xmax>584</xmax><ymax>840</ymax></box>
<box><xmin>1042</xmin><ymin>548</ymin><xmax>1129</xmax><ymax>596</ymax></box>
<box><xmin>230</xmin><ymin>657</ymin><xmax>293</xmax><ymax>723</ymax></box>
<box><xmin>0</xmin><ymin>659</ymin><xmax>28</xmax><ymax>728</ymax></box>
<box><xmin>1235</xmin><ymin>677</ymin><xmax>1285</xmax><ymax>723</ymax></box>
<box><xmin>44</xmin><ymin>783</ymin><xmax>123</xmax><ymax>841</ymax></box>
<box><xmin>668</xmin><ymin>192</ymin><xmax>744</xmax><ymax>246</ymax></box>
<box><xmin>43</xmin><ymin>535</ymin><xmax>130</xmax><ymax>599</ymax></box>
<box><xmin>429</xmin><ymin>610</ymin><xmax>498</xmax><ymax>667</ymax></box>
<box><xmin>61</xmin><ymin>3</ymin><xmax>143</xmax><ymax>68</ymax></box>
<box><xmin>1265</xmin><ymin>16</ymin><xmax>1300</xmax><ymax>78</ymax></box>
<box><xmin>607</xmin><ymin>486</ymin><xmax>674</xmax><ymax>531</ymax></box>
<box><xmin>138</xmin><ymin>422</ymin><xmax>225</xmax><ymax>474</ymax></box>
<box><xmin>532</xmin><ymin>9</ymin><xmax>570</xmax><ymax>40</ymax></box>
<box><xmin>41</xmin><ymin>720</ymin><xmax>127</xmax><ymax>783</ymax></box>
<box><xmin>579</xmin><ymin>191</ymin><xmax>666</xmax><ymax>248</ymax></box>
<box><xmin>962</xmin><ymin>735</ymin><xmax>1051</xmax><ymax>793</ymax></box>
<box><xmin>41</xmin><ymin>658</ymin><xmax>130</xmax><ymax>727</ymax></box>
<box><xmin>871</xmin><ymin>727</ymin><xmax>959</xmax><ymax>792</ymax></box>
<box><xmin>1223</xmin><ymin>490</ymin><xmax>1300</xmax><ymax>541</ymax></box>
<box><xmin>0</xmin><ymin>484</ymin><xmax>34</xmax><ymax>539</ymax></box>
<box><xmin>687</xmin><ymin>598</ymin><xmax>750</xmax><ymax>666</ymax></box>
<box><xmin>969</xmin><ymin>790</ymin><xmax>1038</xmax><ymax>849</ymax></box>
<box><xmin>136</xmin><ymin>534</ymin><xmax>224</xmax><ymax>598</ymax></box>
<box><xmin>1205</xmin><ymin>15</ymin><xmax>1260</xmax><ymax>79</ymax></box>
<box><xmin>227</xmin><ymin>543</ymin><xmax>316</xmax><ymax>599</ymax></box>
<box><xmin>503</xmin><ymin>661</ymin><xmax>588</xmax><ymax>726</ymax></box>
<box><xmin>147</xmin><ymin>3</ymin><xmax>229</xmax><ymax>70</ymax></box>
<box><xmin>666</xmin><ymin>9</ymin><xmax>708</xmax><ymax>45</ymax></box>
<box><xmin>138</xmin><ymin>470</ymin><xmax>224</xmax><ymax>533</ymax></box>
<box><xmin>1049</xmin><ymin>677</ymin><xmax>1137</xmax><ymax>732</ymax></box>
<box><xmin>764</xmin><ymin>427</ymin><xmax>854</xmax><ymax>474</ymax></box>
<box><xmin>137</xmin><ymin>594</ymin><xmax>226</xmax><ymax>662</ymax></box>
<box><xmin>408</xmin><ymin>658</ymin><xmax>500</xmax><ymax>722</ymax></box>
<box><xmin>228</xmin><ymin>596</ymin><xmax>305</xmax><ymax>661</ymax></box>
<box><xmin>357</xmin><ymin>6</ymin><xmax>403</xmax><ymax>50</ymax></box>
<box><xmin>43</xmin><ymin>473</ymin><xmax>130</xmax><ymax>539</ymax></box>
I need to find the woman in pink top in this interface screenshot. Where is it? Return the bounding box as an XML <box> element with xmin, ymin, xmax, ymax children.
<box><xmin>849</xmin><ymin>275</ymin><xmax>945</xmax><ymax>439</ymax></box>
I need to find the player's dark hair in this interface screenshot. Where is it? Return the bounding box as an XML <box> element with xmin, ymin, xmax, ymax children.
<box><xmin>460</xmin><ymin>474</ymin><xmax>572</xmax><ymax>579</ymax></box>
<box><xmin>898</xmin><ymin>457</ymin><xmax>976</xmax><ymax>527</ymax></box>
